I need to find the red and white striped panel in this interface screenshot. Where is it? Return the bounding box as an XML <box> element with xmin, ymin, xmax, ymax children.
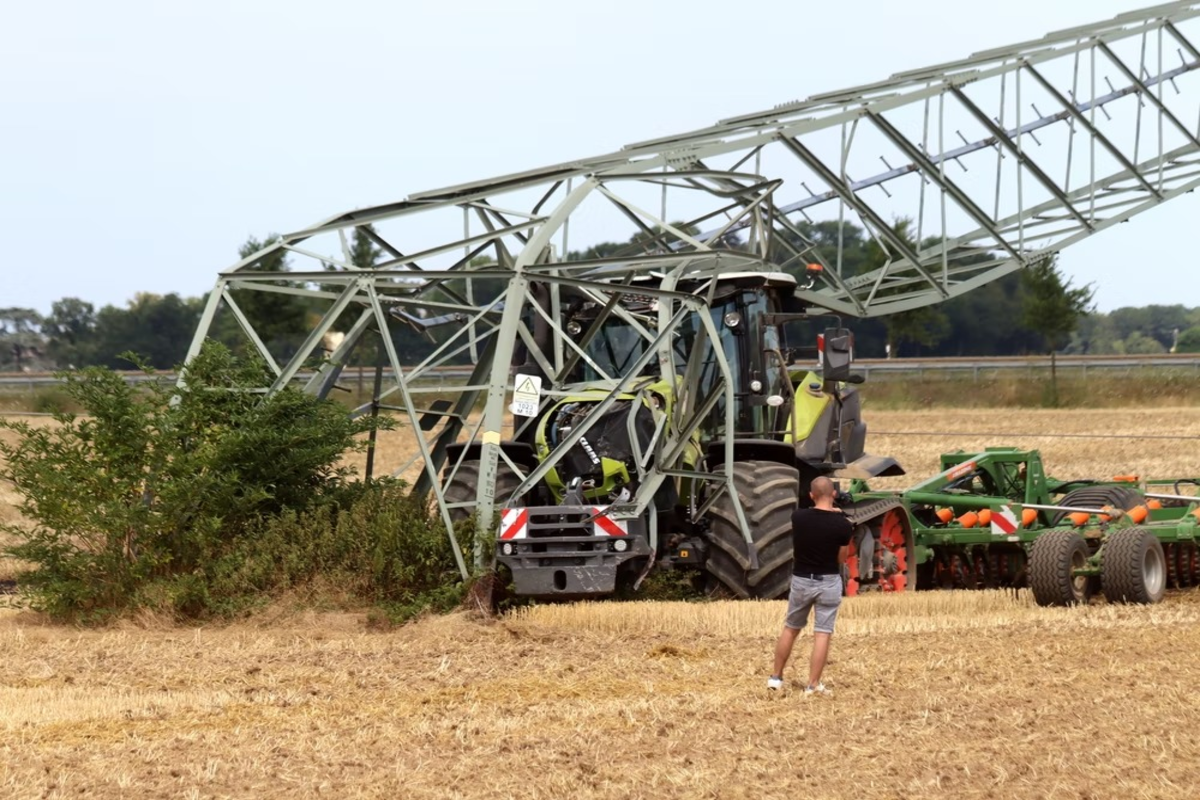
<box><xmin>498</xmin><ymin>506</ymin><xmax>628</xmax><ymax>538</ymax></box>
<box><xmin>499</xmin><ymin>508</ymin><xmax>529</xmax><ymax>540</ymax></box>
<box><xmin>591</xmin><ymin>506</ymin><xmax>628</xmax><ymax>537</ymax></box>
<box><xmin>991</xmin><ymin>505</ymin><xmax>1019</xmax><ymax>536</ymax></box>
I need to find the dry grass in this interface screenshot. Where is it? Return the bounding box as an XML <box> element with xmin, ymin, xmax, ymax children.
<box><xmin>4</xmin><ymin>594</ymin><xmax>1200</xmax><ymax>798</ymax></box>
<box><xmin>864</xmin><ymin>407</ymin><xmax>1200</xmax><ymax>491</ymax></box>
<box><xmin>4</xmin><ymin>409</ymin><xmax>1200</xmax><ymax>797</ymax></box>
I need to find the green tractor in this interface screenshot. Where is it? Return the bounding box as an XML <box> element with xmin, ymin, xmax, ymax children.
<box><xmin>441</xmin><ymin>265</ymin><xmax>910</xmax><ymax>600</ymax></box>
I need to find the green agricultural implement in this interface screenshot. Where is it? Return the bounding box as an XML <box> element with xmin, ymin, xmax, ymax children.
<box><xmin>847</xmin><ymin>448</ymin><xmax>1200</xmax><ymax>605</ymax></box>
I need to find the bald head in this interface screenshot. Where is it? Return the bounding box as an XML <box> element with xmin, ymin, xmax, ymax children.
<box><xmin>809</xmin><ymin>476</ymin><xmax>836</xmax><ymax>506</ymax></box>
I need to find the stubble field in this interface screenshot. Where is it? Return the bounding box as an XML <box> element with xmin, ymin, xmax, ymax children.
<box><xmin>3</xmin><ymin>408</ymin><xmax>1200</xmax><ymax>799</ymax></box>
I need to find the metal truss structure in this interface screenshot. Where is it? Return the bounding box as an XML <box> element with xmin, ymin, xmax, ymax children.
<box><xmin>186</xmin><ymin>3</ymin><xmax>1200</xmax><ymax>576</ymax></box>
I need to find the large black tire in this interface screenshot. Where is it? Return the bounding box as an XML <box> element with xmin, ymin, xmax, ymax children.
<box><xmin>442</xmin><ymin>459</ymin><xmax>522</xmax><ymax>526</ymax></box>
<box><xmin>1028</xmin><ymin>530</ymin><xmax>1092</xmax><ymax>606</ymax></box>
<box><xmin>1102</xmin><ymin>527</ymin><xmax>1167</xmax><ymax>604</ymax></box>
<box><xmin>704</xmin><ymin>461</ymin><xmax>799</xmax><ymax>599</ymax></box>
<box><xmin>1051</xmin><ymin>485</ymin><xmax>1144</xmax><ymax>525</ymax></box>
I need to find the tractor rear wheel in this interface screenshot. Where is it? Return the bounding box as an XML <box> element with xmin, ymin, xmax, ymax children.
<box><xmin>1051</xmin><ymin>485</ymin><xmax>1144</xmax><ymax>525</ymax></box>
<box><xmin>1028</xmin><ymin>530</ymin><xmax>1092</xmax><ymax>606</ymax></box>
<box><xmin>705</xmin><ymin>461</ymin><xmax>799</xmax><ymax>600</ymax></box>
<box><xmin>1102</xmin><ymin>528</ymin><xmax>1167</xmax><ymax>604</ymax></box>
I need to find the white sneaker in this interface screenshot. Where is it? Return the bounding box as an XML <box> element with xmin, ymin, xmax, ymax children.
<box><xmin>767</xmin><ymin>676</ymin><xmax>783</xmax><ymax>690</ymax></box>
<box><xmin>804</xmin><ymin>683</ymin><xmax>830</xmax><ymax>696</ymax></box>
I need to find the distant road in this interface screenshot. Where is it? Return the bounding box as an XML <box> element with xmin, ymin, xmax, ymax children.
<box><xmin>3</xmin><ymin>354</ymin><xmax>1199</xmax><ymax>389</ymax></box>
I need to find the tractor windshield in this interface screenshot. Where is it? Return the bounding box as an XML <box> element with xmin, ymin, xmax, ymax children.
<box><xmin>570</xmin><ymin>309</ymin><xmax>694</xmax><ymax>382</ymax></box>
<box><xmin>566</xmin><ymin>288</ymin><xmax>777</xmax><ymax>442</ymax></box>
<box><xmin>579</xmin><ymin>319</ymin><xmax>655</xmax><ymax>379</ymax></box>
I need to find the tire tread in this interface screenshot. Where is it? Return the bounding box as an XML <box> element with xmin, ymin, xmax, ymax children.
<box><xmin>705</xmin><ymin>461</ymin><xmax>799</xmax><ymax>599</ymax></box>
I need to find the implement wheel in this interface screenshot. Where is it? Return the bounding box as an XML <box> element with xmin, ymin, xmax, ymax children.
<box><xmin>1102</xmin><ymin>528</ymin><xmax>1167</xmax><ymax>605</ymax></box>
<box><xmin>1028</xmin><ymin>530</ymin><xmax>1092</xmax><ymax>606</ymax></box>
<box><xmin>705</xmin><ymin>461</ymin><xmax>799</xmax><ymax>599</ymax></box>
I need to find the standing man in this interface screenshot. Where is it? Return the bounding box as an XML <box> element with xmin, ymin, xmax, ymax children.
<box><xmin>767</xmin><ymin>475</ymin><xmax>853</xmax><ymax>695</ymax></box>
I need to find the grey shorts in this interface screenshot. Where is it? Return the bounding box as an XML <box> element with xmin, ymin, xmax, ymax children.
<box><xmin>784</xmin><ymin>574</ymin><xmax>843</xmax><ymax>633</ymax></box>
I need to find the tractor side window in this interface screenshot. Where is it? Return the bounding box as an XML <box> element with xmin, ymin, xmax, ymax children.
<box><xmin>695</xmin><ymin>292</ymin><xmax>775</xmax><ymax>439</ymax></box>
<box><xmin>760</xmin><ymin>323</ymin><xmax>788</xmax><ymax>434</ymax></box>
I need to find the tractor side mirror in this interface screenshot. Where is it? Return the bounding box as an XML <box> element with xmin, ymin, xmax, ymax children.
<box><xmin>820</xmin><ymin>328</ymin><xmax>854</xmax><ymax>383</ymax></box>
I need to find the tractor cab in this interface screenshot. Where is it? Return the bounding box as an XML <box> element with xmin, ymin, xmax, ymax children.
<box><xmin>553</xmin><ymin>267</ymin><xmax>902</xmax><ymax>482</ymax></box>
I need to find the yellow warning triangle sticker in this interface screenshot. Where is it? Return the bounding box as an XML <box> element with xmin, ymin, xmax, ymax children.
<box><xmin>516</xmin><ymin>377</ymin><xmax>537</xmax><ymax>394</ymax></box>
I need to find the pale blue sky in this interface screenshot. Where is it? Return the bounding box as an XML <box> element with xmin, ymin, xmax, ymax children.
<box><xmin>2</xmin><ymin>0</ymin><xmax>1196</xmax><ymax>315</ymax></box>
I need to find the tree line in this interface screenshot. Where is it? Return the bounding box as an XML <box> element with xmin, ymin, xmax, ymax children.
<box><xmin>0</xmin><ymin>221</ymin><xmax>1189</xmax><ymax>373</ymax></box>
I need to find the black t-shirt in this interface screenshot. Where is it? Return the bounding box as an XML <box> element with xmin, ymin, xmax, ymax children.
<box><xmin>791</xmin><ymin>507</ymin><xmax>854</xmax><ymax>576</ymax></box>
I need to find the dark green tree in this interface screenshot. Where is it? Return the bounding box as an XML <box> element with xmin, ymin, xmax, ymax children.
<box><xmin>42</xmin><ymin>298</ymin><xmax>97</xmax><ymax>368</ymax></box>
<box><xmin>864</xmin><ymin>220</ymin><xmax>950</xmax><ymax>356</ymax></box>
<box><xmin>90</xmin><ymin>293</ymin><xmax>201</xmax><ymax>369</ymax></box>
<box><xmin>1122</xmin><ymin>331</ymin><xmax>1167</xmax><ymax>354</ymax></box>
<box><xmin>882</xmin><ymin>306</ymin><xmax>952</xmax><ymax>356</ymax></box>
<box><xmin>220</xmin><ymin>236</ymin><xmax>312</xmax><ymax>361</ymax></box>
<box><xmin>1107</xmin><ymin>305</ymin><xmax>1191</xmax><ymax>350</ymax></box>
<box><xmin>1020</xmin><ymin>256</ymin><xmax>1095</xmax><ymax>405</ymax></box>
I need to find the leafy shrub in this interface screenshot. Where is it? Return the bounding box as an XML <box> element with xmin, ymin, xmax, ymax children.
<box><xmin>0</xmin><ymin>341</ymin><xmax>420</xmax><ymax>621</ymax></box>
<box><xmin>207</xmin><ymin>481</ymin><xmax>467</xmax><ymax>620</ymax></box>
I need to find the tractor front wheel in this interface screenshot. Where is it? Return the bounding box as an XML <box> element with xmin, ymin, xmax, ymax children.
<box><xmin>441</xmin><ymin>459</ymin><xmax>522</xmax><ymax>527</ymax></box>
<box><xmin>704</xmin><ymin>461</ymin><xmax>799</xmax><ymax>600</ymax></box>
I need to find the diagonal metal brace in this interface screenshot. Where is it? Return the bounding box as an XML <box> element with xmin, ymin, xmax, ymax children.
<box><xmin>949</xmin><ymin>85</ymin><xmax>1096</xmax><ymax>231</ymax></box>
<box><xmin>1097</xmin><ymin>41</ymin><xmax>1200</xmax><ymax>153</ymax></box>
<box><xmin>780</xmin><ymin>135</ymin><xmax>948</xmax><ymax>299</ymax></box>
<box><xmin>1022</xmin><ymin>61</ymin><xmax>1162</xmax><ymax>200</ymax></box>
<box><xmin>866</xmin><ymin>111</ymin><xmax>1025</xmax><ymax>263</ymax></box>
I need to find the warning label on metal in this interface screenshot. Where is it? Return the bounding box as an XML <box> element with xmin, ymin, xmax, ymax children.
<box><xmin>510</xmin><ymin>374</ymin><xmax>542</xmax><ymax>417</ymax></box>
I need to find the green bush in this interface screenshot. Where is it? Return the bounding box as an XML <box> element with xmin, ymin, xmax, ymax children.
<box><xmin>208</xmin><ymin>481</ymin><xmax>467</xmax><ymax>620</ymax></box>
<box><xmin>0</xmin><ymin>342</ymin><xmax>462</xmax><ymax>622</ymax></box>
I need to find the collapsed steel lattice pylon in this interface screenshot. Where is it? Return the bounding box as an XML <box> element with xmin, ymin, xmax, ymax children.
<box><xmin>186</xmin><ymin>3</ymin><xmax>1200</xmax><ymax>576</ymax></box>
